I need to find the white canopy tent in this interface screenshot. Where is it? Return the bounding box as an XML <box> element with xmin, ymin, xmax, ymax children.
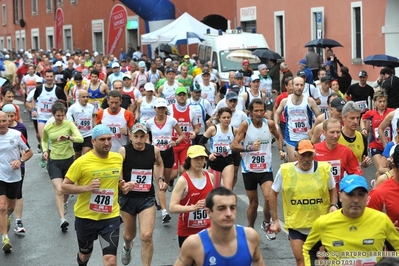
<box><xmin>141</xmin><ymin>12</ymin><xmax>218</xmax><ymax>45</ymax></box>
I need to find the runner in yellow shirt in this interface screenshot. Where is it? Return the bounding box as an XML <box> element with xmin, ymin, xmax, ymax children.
<box><xmin>62</xmin><ymin>124</ymin><xmax>129</xmax><ymax>266</ymax></box>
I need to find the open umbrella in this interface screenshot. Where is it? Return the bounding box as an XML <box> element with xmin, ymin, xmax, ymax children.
<box><xmin>157</xmin><ymin>44</ymin><xmax>180</xmax><ymax>55</ymax></box>
<box><xmin>304</xmin><ymin>38</ymin><xmax>343</xmax><ymax>48</ymax></box>
<box><xmin>363</xmin><ymin>54</ymin><xmax>399</xmax><ymax>67</ymax></box>
<box><xmin>226</xmin><ymin>49</ymin><xmax>260</xmax><ymax>64</ymax></box>
<box><xmin>252</xmin><ymin>49</ymin><xmax>282</xmax><ymax>60</ymax></box>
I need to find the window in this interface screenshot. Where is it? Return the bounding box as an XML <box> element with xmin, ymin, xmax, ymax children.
<box><xmin>274</xmin><ymin>11</ymin><xmax>285</xmax><ymax>58</ymax></box>
<box><xmin>240</xmin><ymin>6</ymin><xmax>256</xmax><ymax>33</ymax></box>
<box><xmin>57</xmin><ymin>0</ymin><xmax>63</xmax><ymax>7</ymax></box>
<box><xmin>46</xmin><ymin>0</ymin><xmax>52</xmax><ymax>12</ymax></box>
<box><xmin>92</xmin><ymin>20</ymin><xmax>104</xmax><ymax>54</ymax></box>
<box><xmin>351</xmin><ymin>2</ymin><xmax>363</xmax><ymax>61</ymax></box>
<box><xmin>2</xmin><ymin>5</ymin><xmax>6</xmax><ymax>25</ymax></box>
<box><xmin>32</xmin><ymin>28</ymin><xmax>40</xmax><ymax>50</ymax></box>
<box><xmin>32</xmin><ymin>0</ymin><xmax>38</xmax><ymax>15</ymax></box>
<box><xmin>0</xmin><ymin>38</ymin><xmax>4</xmax><ymax>50</ymax></box>
<box><xmin>311</xmin><ymin>7</ymin><xmax>324</xmax><ymax>60</ymax></box>
<box><xmin>6</xmin><ymin>36</ymin><xmax>11</xmax><ymax>50</ymax></box>
<box><xmin>63</xmin><ymin>25</ymin><xmax>73</xmax><ymax>51</ymax></box>
<box><xmin>15</xmin><ymin>31</ymin><xmax>20</xmax><ymax>50</ymax></box>
<box><xmin>20</xmin><ymin>30</ymin><xmax>25</xmax><ymax>50</ymax></box>
<box><xmin>13</xmin><ymin>0</ymin><xmax>19</xmax><ymax>24</ymax></box>
<box><xmin>20</xmin><ymin>0</ymin><xmax>24</xmax><ymax>20</ymax></box>
<box><xmin>46</xmin><ymin>27</ymin><xmax>54</xmax><ymax>50</ymax></box>
<box><xmin>71</xmin><ymin>0</ymin><xmax>77</xmax><ymax>4</ymax></box>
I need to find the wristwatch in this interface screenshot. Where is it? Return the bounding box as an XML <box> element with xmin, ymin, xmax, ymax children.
<box><xmin>330</xmin><ymin>203</ymin><xmax>339</xmax><ymax>209</ymax></box>
<box><xmin>19</xmin><ymin>158</ymin><xmax>25</xmax><ymax>163</ymax></box>
<box><xmin>67</xmin><ymin>135</ymin><xmax>71</xmax><ymax>140</ymax></box>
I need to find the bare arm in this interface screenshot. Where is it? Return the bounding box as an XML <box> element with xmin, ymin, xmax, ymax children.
<box><xmin>231</xmin><ymin>121</ymin><xmax>249</xmax><ymax>152</ymax></box>
<box><xmin>310</xmin><ymin>124</ymin><xmax>323</xmax><ymax>144</ymax></box>
<box><xmin>308</xmin><ymin>97</ymin><xmax>321</xmax><ymax>117</ymax></box>
<box><xmin>274</xmin><ymin>98</ymin><xmax>287</xmax><ymax>133</ymax></box>
<box><xmin>378</xmin><ymin>111</ymin><xmax>394</xmax><ymax>148</ymax></box>
<box><xmin>174</xmin><ymin>235</ymin><xmax>202</xmax><ymax>266</ymax></box>
<box><xmin>156</xmin><ymin>85</ymin><xmax>164</xmax><ymax>98</ymax></box>
<box><xmin>245</xmin><ymin>228</ymin><xmax>265</xmax><ymax>266</ymax></box>
<box><xmin>135</xmin><ymin>98</ymin><xmax>142</xmax><ymax>119</ymax></box>
<box><xmin>268</xmin><ymin>119</ymin><xmax>285</xmax><ymax>160</ymax></box>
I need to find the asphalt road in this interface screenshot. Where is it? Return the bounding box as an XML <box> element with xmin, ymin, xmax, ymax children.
<box><xmin>0</xmin><ymin>101</ymin><xmax>377</xmax><ymax>266</ymax></box>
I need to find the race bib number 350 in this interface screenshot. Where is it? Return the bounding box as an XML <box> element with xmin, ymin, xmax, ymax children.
<box><xmin>89</xmin><ymin>189</ymin><xmax>114</xmax><ymax>213</ymax></box>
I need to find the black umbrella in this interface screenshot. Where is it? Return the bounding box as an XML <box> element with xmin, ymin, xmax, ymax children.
<box><xmin>304</xmin><ymin>38</ymin><xmax>343</xmax><ymax>48</ymax></box>
<box><xmin>363</xmin><ymin>54</ymin><xmax>399</xmax><ymax>67</ymax></box>
<box><xmin>157</xmin><ymin>44</ymin><xmax>180</xmax><ymax>55</ymax></box>
<box><xmin>252</xmin><ymin>49</ymin><xmax>282</xmax><ymax>60</ymax></box>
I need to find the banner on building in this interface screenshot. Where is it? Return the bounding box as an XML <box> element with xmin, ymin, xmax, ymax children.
<box><xmin>55</xmin><ymin>8</ymin><xmax>64</xmax><ymax>49</ymax></box>
<box><xmin>107</xmin><ymin>4</ymin><xmax>128</xmax><ymax>55</ymax></box>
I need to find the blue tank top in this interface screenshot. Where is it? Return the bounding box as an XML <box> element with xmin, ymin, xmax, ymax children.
<box><xmin>199</xmin><ymin>225</ymin><xmax>252</xmax><ymax>266</ymax></box>
<box><xmin>88</xmin><ymin>83</ymin><xmax>106</xmax><ymax>99</ymax></box>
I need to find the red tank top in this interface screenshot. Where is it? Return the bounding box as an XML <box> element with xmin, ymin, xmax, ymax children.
<box><xmin>172</xmin><ymin>104</ymin><xmax>192</xmax><ymax>145</ymax></box>
<box><xmin>177</xmin><ymin>171</ymin><xmax>213</xmax><ymax>236</ymax></box>
<box><xmin>122</xmin><ymin>89</ymin><xmax>135</xmax><ymax>102</ymax></box>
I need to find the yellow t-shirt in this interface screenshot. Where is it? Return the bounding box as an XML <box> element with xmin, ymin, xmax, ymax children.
<box><xmin>65</xmin><ymin>151</ymin><xmax>123</xmax><ymax>220</ymax></box>
<box><xmin>303</xmin><ymin>207</ymin><xmax>399</xmax><ymax>265</ymax></box>
<box><xmin>281</xmin><ymin>162</ymin><xmax>331</xmax><ymax>230</ymax></box>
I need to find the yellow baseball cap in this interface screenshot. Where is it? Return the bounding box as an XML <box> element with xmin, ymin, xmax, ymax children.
<box><xmin>187</xmin><ymin>145</ymin><xmax>208</xmax><ymax>158</ymax></box>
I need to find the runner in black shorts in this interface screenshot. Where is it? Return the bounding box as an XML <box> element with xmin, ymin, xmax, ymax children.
<box><xmin>118</xmin><ymin>123</ymin><xmax>167</xmax><ymax>265</ymax></box>
<box><xmin>62</xmin><ymin>124</ymin><xmax>124</xmax><ymax>266</ymax></box>
<box><xmin>199</xmin><ymin>107</ymin><xmax>237</xmax><ymax>189</ymax></box>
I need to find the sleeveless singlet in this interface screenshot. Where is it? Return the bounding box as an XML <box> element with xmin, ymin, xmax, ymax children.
<box><xmin>284</xmin><ymin>95</ymin><xmax>313</xmax><ymax>142</ymax></box>
<box><xmin>200</xmin><ymin>83</ymin><xmax>216</xmax><ymax>108</ymax></box>
<box><xmin>210</xmin><ymin>124</ymin><xmax>234</xmax><ymax>156</ymax></box>
<box><xmin>241</xmin><ymin>118</ymin><xmax>272</xmax><ymax>173</ymax></box>
<box><xmin>140</xmin><ymin>96</ymin><xmax>156</xmax><ymax>123</ymax></box>
<box><xmin>101</xmin><ymin>108</ymin><xmax>128</xmax><ymax>152</ymax></box>
<box><xmin>37</xmin><ymin>84</ymin><xmax>57</xmax><ymax>121</ymax></box>
<box><xmin>162</xmin><ymin>80</ymin><xmax>179</xmax><ymax>105</ymax></box>
<box><xmin>88</xmin><ymin>83</ymin><xmax>106</xmax><ymax>114</ymax></box>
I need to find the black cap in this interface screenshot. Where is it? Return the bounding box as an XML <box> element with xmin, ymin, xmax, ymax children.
<box><xmin>202</xmin><ymin>70</ymin><xmax>210</xmax><ymax>75</ymax></box>
<box><xmin>231</xmin><ymin>84</ymin><xmax>240</xmax><ymax>94</ymax></box>
<box><xmin>330</xmin><ymin>97</ymin><xmax>346</xmax><ymax>111</ymax></box>
<box><xmin>321</xmin><ymin>76</ymin><xmax>332</xmax><ymax>83</ymax></box>
<box><xmin>297</xmin><ymin>70</ymin><xmax>306</xmax><ymax>77</ymax></box>
<box><xmin>166</xmin><ymin>67</ymin><xmax>176</xmax><ymax>73</ymax></box>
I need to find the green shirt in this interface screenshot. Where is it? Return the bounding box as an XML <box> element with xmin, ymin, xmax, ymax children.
<box><xmin>42</xmin><ymin>120</ymin><xmax>83</xmax><ymax>159</ymax></box>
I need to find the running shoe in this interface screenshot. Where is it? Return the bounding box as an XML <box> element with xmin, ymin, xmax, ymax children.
<box><xmin>121</xmin><ymin>246</ymin><xmax>132</xmax><ymax>265</ymax></box>
<box><xmin>37</xmin><ymin>144</ymin><xmax>42</xmax><ymax>153</ymax></box>
<box><xmin>14</xmin><ymin>220</ymin><xmax>26</xmax><ymax>236</ymax></box>
<box><xmin>261</xmin><ymin>220</ymin><xmax>276</xmax><ymax>240</ymax></box>
<box><xmin>162</xmin><ymin>210</ymin><xmax>171</xmax><ymax>224</ymax></box>
<box><xmin>2</xmin><ymin>237</ymin><xmax>12</xmax><ymax>253</ymax></box>
<box><xmin>7</xmin><ymin>215</ymin><xmax>10</xmax><ymax>232</ymax></box>
<box><xmin>39</xmin><ymin>159</ymin><xmax>47</xmax><ymax>168</ymax></box>
<box><xmin>60</xmin><ymin>219</ymin><xmax>69</xmax><ymax>232</ymax></box>
<box><xmin>167</xmin><ymin>180</ymin><xmax>174</xmax><ymax>192</ymax></box>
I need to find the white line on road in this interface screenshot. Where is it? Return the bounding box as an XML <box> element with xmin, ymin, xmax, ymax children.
<box><xmin>237</xmin><ymin>194</ymin><xmax>288</xmax><ymax>235</ymax></box>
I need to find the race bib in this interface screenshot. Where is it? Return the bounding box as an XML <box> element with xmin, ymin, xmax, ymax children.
<box><xmin>154</xmin><ymin>136</ymin><xmax>172</xmax><ymax>151</ymax></box>
<box><xmin>374</xmin><ymin>127</ymin><xmax>391</xmax><ymax>142</ymax></box>
<box><xmin>292</xmin><ymin>119</ymin><xmax>308</xmax><ymax>133</ymax></box>
<box><xmin>175</xmin><ymin>121</ymin><xmax>192</xmax><ymax>143</ymax></box>
<box><xmin>91</xmin><ymin>101</ymin><xmax>100</xmax><ymax>113</ymax></box>
<box><xmin>213</xmin><ymin>142</ymin><xmax>230</xmax><ymax>157</ymax></box>
<box><xmin>130</xmin><ymin>169</ymin><xmax>152</xmax><ymax>192</ymax></box>
<box><xmin>355</xmin><ymin>100</ymin><xmax>368</xmax><ymax>113</ymax></box>
<box><xmin>188</xmin><ymin>208</ymin><xmax>210</xmax><ymax>228</ymax></box>
<box><xmin>319</xmin><ymin>105</ymin><xmax>329</xmax><ymax>114</ymax></box>
<box><xmin>89</xmin><ymin>189</ymin><xmax>114</xmax><ymax>213</ymax></box>
<box><xmin>249</xmin><ymin>151</ymin><xmax>267</xmax><ymax>170</ymax></box>
<box><xmin>165</xmin><ymin>95</ymin><xmax>176</xmax><ymax>105</ymax></box>
<box><xmin>108</xmin><ymin>124</ymin><xmax>122</xmax><ymax>138</ymax></box>
<box><xmin>327</xmin><ymin>160</ymin><xmax>341</xmax><ymax>184</ymax></box>
<box><xmin>39</xmin><ymin>101</ymin><xmax>52</xmax><ymax>113</ymax></box>
<box><xmin>77</xmin><ymin>117</ymin><xmax>92</xmax><ymax>130</ymax></box>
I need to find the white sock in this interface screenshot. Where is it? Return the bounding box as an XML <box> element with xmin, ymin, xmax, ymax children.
<box><xmin>2</xmin><ymin>234</ymin><xmax>8</xmax><ymax>241</ymax></box>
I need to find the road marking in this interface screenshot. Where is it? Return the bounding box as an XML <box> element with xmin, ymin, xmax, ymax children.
<box><xmin>237</xmin><ymin>194</ymin><xmax>288</xmax><ymax>235</ymax></box>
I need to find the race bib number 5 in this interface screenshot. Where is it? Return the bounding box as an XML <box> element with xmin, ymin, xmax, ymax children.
<box><xmin>89</xmin><ymin>189</ymin><xmax>114</xmax><ymax>213</ymax></box>
<box><xmin>188</xmin><ymin>208</ymin><xmax>210</xmax><ymax>228</ymax></box>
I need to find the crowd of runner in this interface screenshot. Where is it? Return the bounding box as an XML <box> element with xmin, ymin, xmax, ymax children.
<box><xmin>0</xmin><ymin>47</ymin><xmax>398</xmax><ymax>265</ymax></box>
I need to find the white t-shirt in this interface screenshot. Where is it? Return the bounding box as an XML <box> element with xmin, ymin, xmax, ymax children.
<box><xmin>0</xmin><ymin>129</ymin><xmax>30</xmax><ymax>183</ymax></box>
<box><xmin>213</xmin><ymin>98</ymin><xmax>245</xmax><ymax>115</ymax></box>
<box><xmin>146</xmin><ymin>115</ymin><xmax>177</xmax><ymax>151</ymax></box>
<box><xmin>67</xmin><ymin>102</ymin><xmax>95</xmax><ymax>138</ymax></box>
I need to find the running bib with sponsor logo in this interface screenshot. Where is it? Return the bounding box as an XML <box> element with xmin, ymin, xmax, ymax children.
<box><xmin>249</xmin><ymin>151</ymin><xmax>267</xmax><ymax>170</ymax></box>
<box><xmin>130</xmin><ymin>169</ymin><xmax>152</xmax><ymax>192</ymax></box>
<box><xmin>89</xmin><ymin>189</ymin><xmax>114</xmax><ymax>213</ymax></box>
<box><xmin>188</xmin><ymin>208</ymin><xmax>210</xmax><ymax>228</ymax></box>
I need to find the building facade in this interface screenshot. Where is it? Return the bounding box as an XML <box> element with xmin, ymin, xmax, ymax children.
<box><xmin>236</xmin><ymin>0</ymin><xmax>397</xmax><ymax>80</ymax></box>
